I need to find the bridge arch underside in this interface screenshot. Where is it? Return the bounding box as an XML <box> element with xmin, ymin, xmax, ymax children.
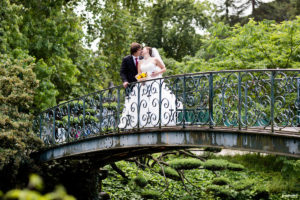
<box><xmin>40</xmin><ymin>128</ymin><xmax>300</xmax><ymax>164</ymax></box>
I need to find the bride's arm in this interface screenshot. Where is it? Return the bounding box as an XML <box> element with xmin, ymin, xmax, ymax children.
<box><xmin>152</xmin><ymin>58</ymin><xmax>166</xmax><ymax>76</ymax></box>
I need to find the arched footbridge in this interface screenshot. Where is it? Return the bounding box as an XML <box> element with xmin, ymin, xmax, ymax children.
<box><xmin>34</xmin><ymin>69</ymin><xmax>300</xmax><ymax>163</ymax></box>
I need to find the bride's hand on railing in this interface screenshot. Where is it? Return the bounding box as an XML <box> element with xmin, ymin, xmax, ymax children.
<box><xmin>151</xmin><ymin>71</ymin><xmax>160</xmax><ymax>77</ymax></box>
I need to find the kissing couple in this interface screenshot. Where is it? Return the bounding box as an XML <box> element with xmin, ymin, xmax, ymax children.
<box><xmin>118</xmin><ymin>42</ymin><xmax>182</xmax><ymax>129</ymax></box>
<box><xmin>120</xmin><ymin>42</ymin><xmax>166</xmax><ymax>89</ymax></box>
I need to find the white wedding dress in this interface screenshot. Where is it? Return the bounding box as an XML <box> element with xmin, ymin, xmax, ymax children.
<box><xmin>118</xmin><ymin>61</ymin><xmax>182</xmax><ymax>129</ymax></box>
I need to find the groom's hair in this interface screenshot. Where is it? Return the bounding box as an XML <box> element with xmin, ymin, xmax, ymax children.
<box><xmin>130</xmin><ymin>42</ymin><xmax>142</xmax><ymax>55</ymax></box>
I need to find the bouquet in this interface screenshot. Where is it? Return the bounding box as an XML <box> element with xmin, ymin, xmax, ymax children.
<box><xmin>136</xmin><ymin>72</ymin><xmax>148</xmax><ymax>81</ymax></box>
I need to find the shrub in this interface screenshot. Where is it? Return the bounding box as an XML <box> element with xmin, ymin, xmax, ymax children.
<box><xmin>203</xmin><ymin>159</ymin><xmax>229</xmax><ymax>170</ymax></box>
<box><xmin>103</xmin><ymin>102</ymin><xmax>118</xmax><ymax>110</ymax></box>
<box><xmin>233</xmin><ymin>179</ymin><xmax>255</xmax><ymax>191</ymax></box>
<box><xmin>203</xmin><ymin>159</ymin><xmax>245</xmax><ymax>171</ymax></box>
<box><xmin>207</xmin><ymin>185</ymin><xmax>236</xmax><ymax>200</ymax></box>
<box><xmin>180</xmin><ymin>195</ymin><xmax>197</xmax><ymax>200</ymax></box>
<box><xmin>62</xmin><ymin>115</ymin><xmax>99</xmax><ymax>125</ymax></box>
<box><xmin>85</xmin><ymin>108</ymin><xmax>97</xmax><ymax>114</ymax></box>
<box><xmin>141</xmin><ymin>190</ymin><xmax>160</xmax><ymax>199</ymax></box>
<box><xmin>212</xmin><ymin>177</ymin><xmax>230</xmax><ymax>186</ymax></box>
<box><xmin>168</xmin><ymin>158</ymin><xmax>203</xmax><ymax>170</ymax></box>
<box><xmin>159</xmin><ymin>167</ymin><xmax>181</xmax><ymax>181</ymax></box>
<box><xmin>134</xmin><ymin>175</ymin><xmax>148</xmax><ymax>188</ymax></box>
<box><xmin>227</xmin><ymin>163</ymin><xmax>245</xmax><ymax>171</ymax></box>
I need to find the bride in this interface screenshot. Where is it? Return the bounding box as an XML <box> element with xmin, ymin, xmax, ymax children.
<box><xmin>118</xmin><ymin>47</ymin><xmax>182</xmax><ymax>129</ymax></box>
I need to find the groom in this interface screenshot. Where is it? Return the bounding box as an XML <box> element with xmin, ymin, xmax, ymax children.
<box><xmin>120</xmin><ymin>42</ymin><xmax>142</xmax><ymax>88</ymax></box>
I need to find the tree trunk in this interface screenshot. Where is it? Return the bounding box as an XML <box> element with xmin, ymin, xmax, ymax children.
<box><xmin>251</xmin><ymin>0</ymin><xmax>256</xmax><ymax>16</ymax></box>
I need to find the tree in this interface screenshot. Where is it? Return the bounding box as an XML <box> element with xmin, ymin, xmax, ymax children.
<box><xmin>0</xmin><ymin>52</ymin><xmax>42</xmax><ymax>192</ymax></box>
<box><xmin>216</xmin><ymin>0</ymin><xmax>300</xmax><ymax>26</ymax></box>
<box><xmin>168</xmin><ymin>17</ymin><xmax>300</xmax><ymax>74</ymax></box>
<box><xmin>1</xmin><ymin>0</ymin><xmax>110</xmax><ymax>110</ymax></box>
<box><xmin>17</xmin><ymin>0</ymin><xmax>83</xmax><ymax>104</ymax></box>
<box><xmin>137</xmin><ymin>0</ymin><xmax>212</xmax><ymax>61</ymax></box>
<box><xmin>252</xmin><ymin>0</ymin><xmax>300</xmax><ymax>22</ymax></box>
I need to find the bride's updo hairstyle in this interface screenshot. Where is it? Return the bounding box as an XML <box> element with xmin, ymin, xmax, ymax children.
<box><xmin>145</xmin><ymin>46</ymin><xmax>153</xmax><ymax>57</ymax></box>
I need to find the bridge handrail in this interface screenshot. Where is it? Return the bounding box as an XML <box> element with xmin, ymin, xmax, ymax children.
<box><xmin>33</xmin><ymin>69</ymin><xmax>300</xmax><ymax>146</ymax></box>
<box><xmin>38</xmin><ymin>69</ymin><xmax>300</xmax><ymax>114</ymax></box>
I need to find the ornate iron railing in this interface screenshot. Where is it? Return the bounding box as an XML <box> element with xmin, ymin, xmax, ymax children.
<box><xmin>33</xmin><ymin>69</ymin><xmax>300</xmax><ymax>146</ymax></box>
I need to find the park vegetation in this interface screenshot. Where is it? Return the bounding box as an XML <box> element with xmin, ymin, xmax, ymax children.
<box><xmin>0</xmin><ymin>0</ymin><xmax>300</xmax><ymax>199</ymax></box>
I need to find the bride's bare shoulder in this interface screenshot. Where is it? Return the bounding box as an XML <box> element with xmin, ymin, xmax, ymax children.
<box><xmin>153</xmin><ymin>57</ymin><xmax>160</xmax><ymax>63</ymax></box>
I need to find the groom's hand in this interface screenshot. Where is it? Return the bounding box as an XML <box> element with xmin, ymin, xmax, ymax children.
<box><xmin>123</xmin><ymin>82</ymin><xmax>129</xmax><ymax>88</ymax></box>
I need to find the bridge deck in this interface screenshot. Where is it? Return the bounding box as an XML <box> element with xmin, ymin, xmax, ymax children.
<box><xmin>39</xmin><ymin>126</ymin><xmax>300</xmax><ymax>163</ymax></box>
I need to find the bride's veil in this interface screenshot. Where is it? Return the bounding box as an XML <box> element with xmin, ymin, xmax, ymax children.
<box><xmin>152</xmin><ymin>48</ymin><xmax>165</xmax><ymax>66</ymax></box>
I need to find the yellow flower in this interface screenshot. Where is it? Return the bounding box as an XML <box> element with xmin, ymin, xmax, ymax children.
<box><xmin>141</xmin><ymin>72</ymin><xmax>147</xmax><ymax>78</ymax></box>
<box><xmin>137</xmin><ymin>75</ymin><xmax>142</xmax><ymax>80</ymax></box>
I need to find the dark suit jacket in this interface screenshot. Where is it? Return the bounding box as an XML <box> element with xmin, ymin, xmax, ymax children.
<box><xmin>120</xmin><ymin>55</ymin><xmax>138</xmax><ymax>83</ymax></box>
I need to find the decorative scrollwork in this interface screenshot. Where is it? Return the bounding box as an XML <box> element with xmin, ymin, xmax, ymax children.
<box><xmin>35</xmin><ymin>70</ymin><xmax>300</xmax><ymax>146</ymax></box>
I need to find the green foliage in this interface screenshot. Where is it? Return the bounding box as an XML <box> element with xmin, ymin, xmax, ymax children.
<box><xmin>3</xmin><ymin>174</ymin><xmax>75</xmax><ymax>200</ymax></box>
<box><xmin>180</xmin><ymin>196</ymin><xmax>197</xmax><ymax>200</ymax></box>
<box><xmin>137</xmin><ymin>0</ymin><xmax>212</xmax><ymax>61</ymax></box>
<box><xmin>0</xmin><ymin>0</ymin><xmax>27</xmax><ymax>52</ymax></box>
<box><xmin>216</xmin><ymin>153</ymin><xmax>300</xmax><ymax>193</ymax></box>
<box><xmin>62</xmin><ymin>115</ymin><xmax>99</xmax><ymax>125</ymax></box>
<box><xmin>28</xmin><ymin>174</ymin><xmax>43</xmax><ymax>191</ymax></box>
<box><xmin>140</xmin><ymin>189</ymin><xmax>160</xmax><ymax>199</ymax></box>
<box><xmin>103</xmin><ymin>154</ymin><xmax>299</xmax><ymax>200</ymax></box>
<box><xmin>233</xmin><ymin>179</ymin><xmax>255</xmax><ymax>191</ymax></box>
<box><xmin>168</xmin><ymin>158</ymin><xmax>203</xmax><ymax>170</ymax></box>
<box><xmin>171</xmin><ymin>17</ymin><xmax>300</xmax><ymax>75</ymax></box>
<box><xmin>227</xmin><ymin>163</ymin><xmax>245</xmax><ymax>171</ymax></box>
<box><xmin>216</xmin><ymin>0</ymin><xmax>300</xmax><ymax>26</ymax></box>
<box><xmin>207</xmin><ymin>185</ymin><xmax>237</xmax><ymax>200</ymax></box>
<box><xmin>85</xmin><ymin>0</ymin><xmax>138</xmax><ymax>84</ymax></box>
<box><xmin>212</xmin><ymin>177</ymin><xmax>230</xmax><ymax>186</ymax></box>
<box><xmin>252</xmin><ymin>0</ymin><xmax>300</xmax><ymax>23</ymax></box>
<box><xmin>133</xmin><ymin>175</ymin><xmax>148</xmax><ymax>188</ymax></box>
<box><xmin>103</xmin><ymin>102</ymin><xmax>118</xmax><ymax>110</ymax></box>
<box><xmin>85</xmin><ymin>109</ymin><xmax>96</xmax><ymax>115</ymax></box>
<box><xmin>1</xmin><ymin>0</ymin><xmax>109</xmax><ymax>112</ymax></box>
<box><xmin>159</xmin><ymin>167</ymin><xmax>181</xmax><ymax>181</ymax></box>
<box><xmin>2</xmin><ymin>0</ymin><xmax>300</xmax><ymax>198</ymax></box>
<box><xmin>0</xmin><ymin>53</ymin><xmax>42</xmax><ymax>191</ymax></box>
<box><xmin>203</xmin><ymin>159</ymin><xmax>230</xmax><ymax>170</ymax></box>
